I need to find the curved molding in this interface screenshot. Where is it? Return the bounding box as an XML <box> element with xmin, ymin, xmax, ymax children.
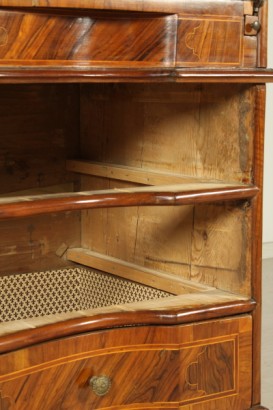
<box><xmin>0</xmin><ymin>299</ymin><xmax>256</xmax><ymax>354</ymax></box>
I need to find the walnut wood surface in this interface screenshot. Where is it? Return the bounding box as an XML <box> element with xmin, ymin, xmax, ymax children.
<box><xmin>0</xmin><ymin>316</ymin><xmax>252</xmax><ymax>409</ymax></box>
<box><xmin>0</xmin><ymin>1</ymin><xmax>267</xmax><ymax>76</ymax></box>
<box><xmin>0</xmin><ymin>299</ymin><xmax>255</xmax><ymax>354</ymax></box>
<box><xmin>251</xmin><ymin>85</ymin><xmax>266</xmax><ymax>406</ymax></box>
<box><xmin>0</xmin><ymin>0</ymin><xmax>244</xmax><ymax>15</ymax></box>
<box><xmin>258</xmin><ymin>0</ymin><xmax>268</xmax><ymax>67</ymax></box>
<box><xmin>0</xmin><ymin>1</ymin><xmax>269</xmax><ymax>408</ymax></box>
<box><xmin>176</xmin><ymin>16</ymin><xmax>243</xmax><ymax>67</ymax></box>
<box><xmin>1</xmin><ymin>68</ymin><xmax>273</xmax><ymax>84</ymax></box>
<box><xmin>0</xmin><ymin>184</ymin><xmax>258</xmax><ymax>220</ymax></box>
<box><xmin>0</xmin><ymin>10</ymin><xmax>177</xmax><ymax>68</ymax></box>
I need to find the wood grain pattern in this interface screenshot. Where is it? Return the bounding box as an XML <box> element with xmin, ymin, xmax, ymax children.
<box><xmin>0</xmin><ymin>298</ymin><xmax>255</xmax><ymax>353</ymax></box>
<box><xmin>80</xmin><ymin>83</ymin><xmax>255</xmax><ymax>182</ymax></box>
<box><xmin>0</xmin><ymin>2</ymin><xmax>263</xmax><ymax>73</ymax></box>
<box><xmin>0</xmin><ymin>10</ymin><xmax>177</xmax><ymax>68</ymax></box>
<box><xmin>0</xmin><ymin>213</ymin><xmax>81</xmax><ymax>275</ymax></box>
<box><xmin>0</xmin><ymin>2</ymin><xmax>268</xmax><ymax>408</ymax></box>
<box><xmin>177</xmin><ymin>17</ymin><xmax>243</xmax><ymax>67</ymax></box>
<box><xmin>244</xmin><ymin>1</ymin><xmax>254</xmax><ymax>15</ymax></box>
<box><xmin>251</xmin><ymin>85</ymin><xmax>266</xmax><ymax>407</ymax></box>
<box><xmin>0</xmin><ymin>68</ymin><xmax>273</xmax><ymax>84</ymax></box>
<box><xmin>79</xmin><ymin>83</ymin><xmax>254</xmax><ymax>295</ymax></box>
<box><xmin>66</xmin><ymin>159</ymin><xmax>206</xmax><ymax>185</ymax></box>
<box><xmin>243</xmin><ymin>36</ymin><xmax>258</xmax><ymax>67</ymax></box>
<box><xmin>0</xmin><ymin>341</ymin><xmax>235</xmax><ymax>408</ymax></box>
<box><xmin>257</xmin><ymin>0</ymin><xmax>268</xmax><ymax>67</ymax></box>
<box><xmin>0</xmin><ymin>184</ymin><xmax>258</xmax><ymax>220</ymax></box>
<box><xmin>0</xmin><ymin>316</ymin><xmax>252</xmax><ymax>409</ymax></box>
<box><xmin>66</xmin><ymin>247</ymin><xmax>217</xmax><ymax>294</ymax></box>
<box><xmin>0</xmin><ymin>84</ymin><xmax>80</xmax><ymax>194</ymax></box>
<box><xmin>0</xmin><ymin>0</ymin><xmax>244</xmax><ymax>16</ymax></box>
<box><xmin>0</xmin><ymin>84</ymin><xmax>81</xmax><ymax>275</ymax></box>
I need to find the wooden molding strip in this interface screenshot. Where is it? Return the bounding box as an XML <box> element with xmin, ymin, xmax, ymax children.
<box><xmin>0</xmin><ymin>183</ymin><xmax>259</xmax><ymax>219</ymax></box>
<box><xmin>66</xmin><ymin>159</ymin><xmax>204</xmax><ymax>185</ymax></box>
<box><xmin>1</xmin><ymin>68</ymin><xmax>273</xmax><ymax>84</ymax></box>
<box><xmin>175</xmin><ymin>69</ymin><xmax>273</xmax><ymax>83</ymax></box>
<box><xmin>0</xmin><ymin>0</ymin><xmax>244</xmax><ymax>14</ymax></box>
<box><xmin>66</xmin><ymin>247</ymin><xmax>216</xmax><ymax>295</ymax></box>
<box><xmin>0</xmin><ymin>298</ymin><xmax>256</xmax><ymax>354</ymax></box>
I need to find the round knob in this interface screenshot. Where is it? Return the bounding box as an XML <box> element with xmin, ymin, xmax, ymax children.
<box><xmin>89</xmin><ymin>375</ymin><xmax>111</xmax><ymax>396</ymax></box>
<box><xmin>251</xmin><ymin>20</ymin><xmax>261</xmax><ymax>32</ymax></box>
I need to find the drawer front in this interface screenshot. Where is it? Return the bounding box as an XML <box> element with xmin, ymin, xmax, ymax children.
<box><xmin>0</xmin><ymin>3</ymin><xmax>258</xmax><ymax>70</ymax></box>
<box><xmin>0</xmin><ymin>10</ymin><xmax>177</xmax><ymax>68</ymax></box>
<box><xmin>0</xmin><ymin>316</ymin><xmax>252</xmax><ymax>409</ymax></box>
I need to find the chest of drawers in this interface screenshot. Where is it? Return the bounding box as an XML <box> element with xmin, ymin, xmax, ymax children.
<box><xmin>0</xmin><ymin>1</ymin><xmax>271</xmax><ymax>409</ymax></box>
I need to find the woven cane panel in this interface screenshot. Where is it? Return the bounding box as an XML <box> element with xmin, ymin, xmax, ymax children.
<box><xmin>0</xmin><ymin>269</ymin><xmax>81</xmax><ymax>322</ymax></box>
<box><xmin>0</xmin><ymin>267</ymin><xmax>171</xmax><ymax>322</ymax></box>
<box><xmin>79</xmin><ymin>268</ymin><xmax>171</xmax><ymax>310</ymax></box>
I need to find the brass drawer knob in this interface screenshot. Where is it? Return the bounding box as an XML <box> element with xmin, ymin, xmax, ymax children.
<box><xmin>251</xmin><ymin>20</ymin><xmax>261</xmax><ymax>32</ymax></box>
<box><xmin>89</xmin><ymin>375</ymin><xmax>111</xmax><ymax>396</ymax></box>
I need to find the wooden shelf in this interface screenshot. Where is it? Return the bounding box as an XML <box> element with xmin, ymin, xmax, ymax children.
<box><xmin>66</xmin><ymin>159</ymin><xmax>206</xmax><ymax>185</ymax></box>
<box><xmin>0</xmin><ymin>183</ymin><xmax>258</xmax><ymax>219</ymax></box>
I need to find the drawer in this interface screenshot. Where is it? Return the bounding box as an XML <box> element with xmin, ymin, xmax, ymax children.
<box><xmin>0</xmin><ymin>2</ymin><xmax>259</xmax><ymax>70</ymax></box>
<box><xmin>0</xmin><ymin>316</ymin><xmax>252</xmax><ymax>409</ymax></box>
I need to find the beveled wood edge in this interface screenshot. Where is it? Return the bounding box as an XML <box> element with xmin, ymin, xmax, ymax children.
<box><xmin>0</xmin><ymin>0</ymin><xmax>244</xmax><ymax>14</ymax></box>
<box><xmin>0</xmin><ymin>299</ymin><xmax>256</xmax><ymax>354</ymax></box>
<box><xmin>0</xmin><ymin>185</ymin><xmax>259</xmax><ymax>220</ymax></box>
<box><xmin>1</xmin><ymin>68</ymin><xmax>273</xmax><ymax>83</ymax></box>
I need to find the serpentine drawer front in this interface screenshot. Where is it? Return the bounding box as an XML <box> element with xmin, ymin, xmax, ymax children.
<box><xmin>0</xmin><ymin>316</ymin><xmax>252</xmax><ymax>410</ymax></box>
<box><xmin>0</xmin><ymin>2</ymin><xmax>259</xmax><ymax>68</ymax></box>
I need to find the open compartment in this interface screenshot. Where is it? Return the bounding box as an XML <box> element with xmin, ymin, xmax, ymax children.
<box><xmin>0</xmin><ymin>82</ymin><xmax>257</xmax><ymax>335</ymax></box>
